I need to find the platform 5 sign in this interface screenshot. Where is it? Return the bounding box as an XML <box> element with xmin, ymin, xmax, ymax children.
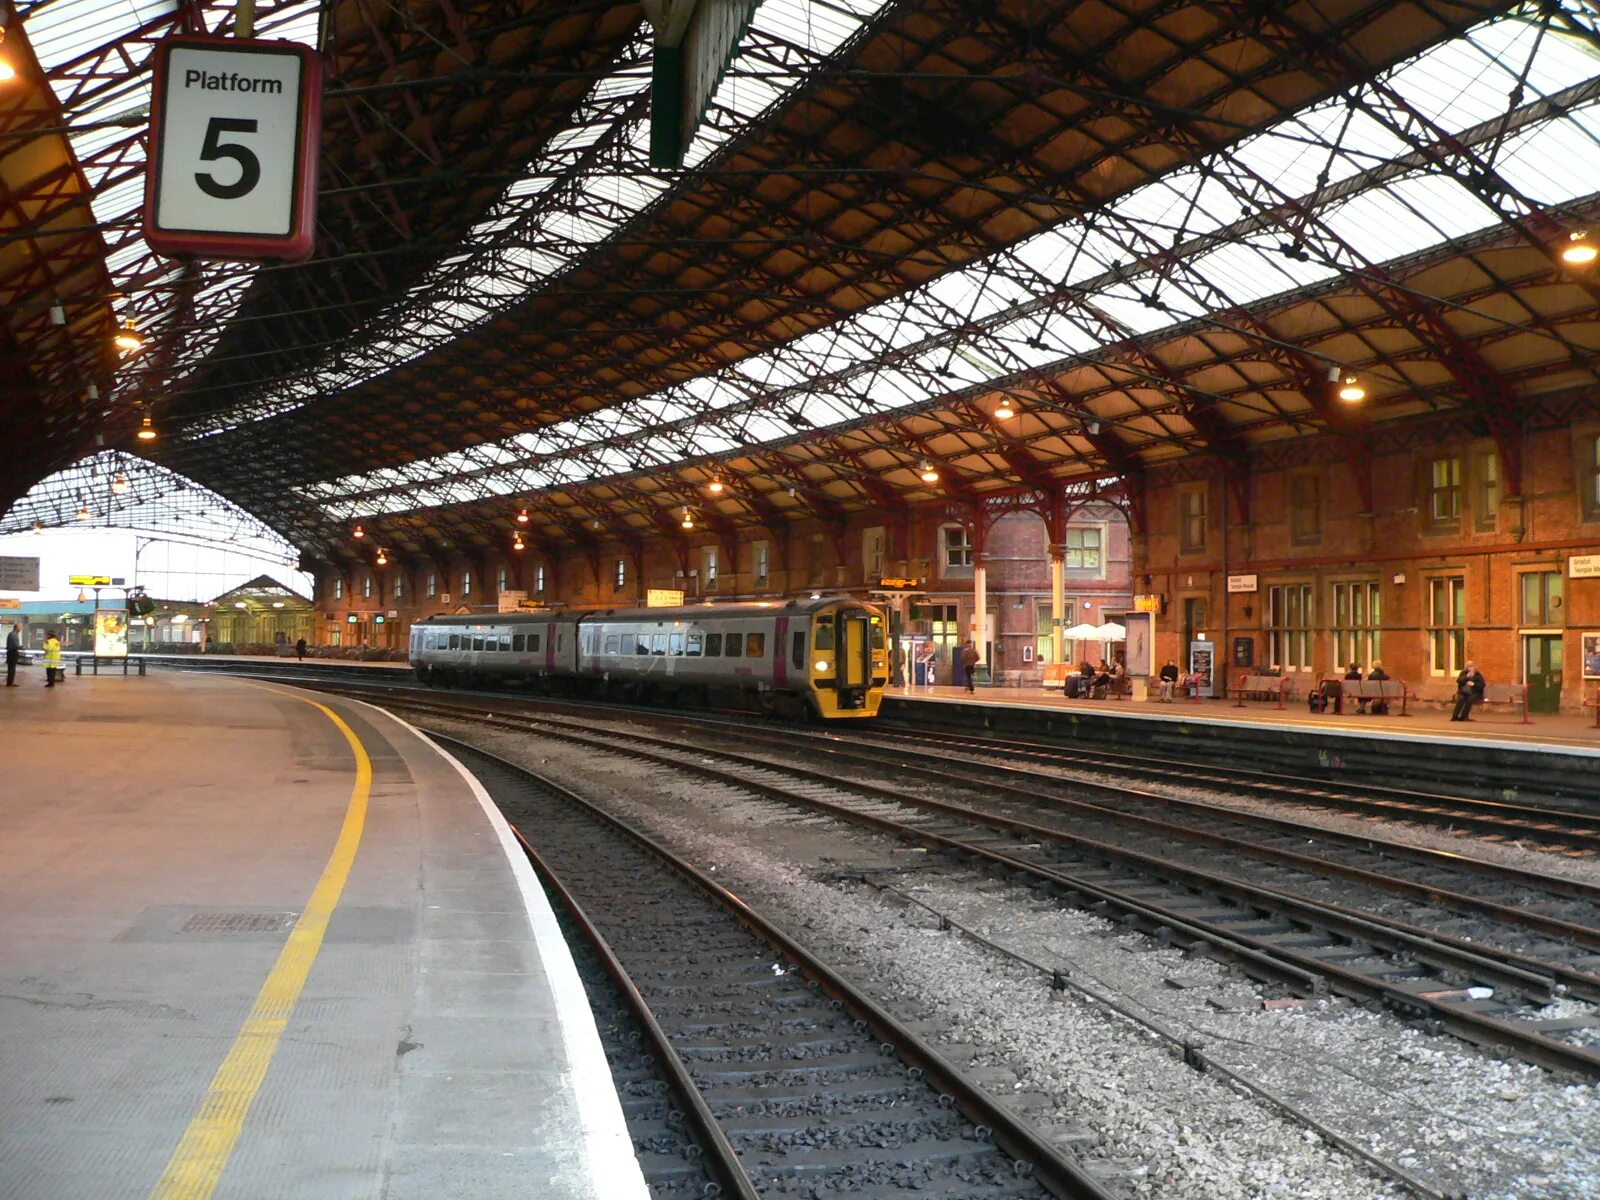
<box><xmin>144</xmin><ymin>37</ymin><xmax>323</xmax><ymax>261</ymax></box>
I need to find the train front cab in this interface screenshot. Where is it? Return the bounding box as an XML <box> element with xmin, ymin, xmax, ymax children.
<box><xmin>809</xmin><ymin>603</ymin><xmax>887</xmax><ymax>719</ymax></box>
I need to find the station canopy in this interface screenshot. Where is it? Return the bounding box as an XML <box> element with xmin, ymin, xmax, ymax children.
<box><xmin>3</xmin><ymin>0</ymin><xmax>1598</xmax><ymax>567</ymax></box>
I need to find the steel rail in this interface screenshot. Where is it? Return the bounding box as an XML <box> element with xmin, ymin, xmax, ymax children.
<box><xmin>321</xmin><ymin>689</ymin><xmax>1600</xmax><ymax>1078</ymax></box>
<box><xmin>428</xmin><ymin>733</ymin><xmax>1117</xmax><ymax>1200</ymax></box>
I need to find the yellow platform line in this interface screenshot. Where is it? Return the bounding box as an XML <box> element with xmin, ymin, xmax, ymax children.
<box><xmin>148</xmin><ymin>693</ymin><xmax>372</xmax><ymax>1200</ymax></box>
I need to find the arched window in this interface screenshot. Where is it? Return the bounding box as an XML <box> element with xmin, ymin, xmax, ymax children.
<box><xmin>614</xmin><ymin>559</ymin><xmax>627</xmax><ymax>591</ymax></box>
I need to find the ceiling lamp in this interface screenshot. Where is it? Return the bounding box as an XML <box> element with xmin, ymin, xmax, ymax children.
<box><xmin>50</xmin><ymin>302</ymin><xmax>66</xmax><ymax>326</ymax></box>
<box><xmin>32</xmin><ymin>520</ymin><xmax>43</xmax><ymax>535</ymax></box>
<box><xmin>994</xmin><ymin>399</ymin><xmax>1015</xmax><ymax>420</ymax></box>
<box><xmin>513</xmin><ymin>533</ymin><xmax>526</xmax><ymax>551</ymax></box>
<box><xmin>1562</xmin><ymin>230</ymin><xmax>1597</xmax><ymax>266</ymax></box>
<box><xmin>707</xmin><ymin>477</ymin><xmax>725</xmax><ymax>494</ymax></box>
<box><xmin>352</xmin><ymin>523</ymin><xmax>366</xmax><ymax>539</ymax></box>
<box><xmin>918</xmin><ymin>459</ymin><xmax>940</xmax><ymax>484</ymax></box>
<box><xmin>1337</xmin><ymin>374</ymin><xmax>1366</xmax><ymax>403</ymax></box>
<box><xmin>136</xmin><ymin>415</ymin><xmax>157</xmax><ymax>440</ymax></box>
<box><xmin>375</xmin><ymin>548</ymin><xmax>388</xmax><ymax>566</ymax></box>
<box><xmin>515</xmin><ymin>507</ymin><xmax>530</xmax><ymax>524</ymax></box>
<box><xmin>681</xmin><ymin>507</ymin><xmax>694</xmax><ymax>530</ymax></box>
<box><xmin>114</xmin><ymin>318</ymin><xmax>143</xmax><ymax>352</ymax></box>
<box><xmin>112</xmin><ymin>471</ymin><xmax>129</xmax><ymax>494</ymax></box>
<box><xmin>76</xmin><ymin>500</ymin><xmax>91</xmax><ymax>522</ymax></box>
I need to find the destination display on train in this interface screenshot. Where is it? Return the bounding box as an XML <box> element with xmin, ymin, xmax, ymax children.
<box><xmin>143</xmin><ymin>36</ymin><xmax>322</xmax><ymax>261</ymax></box>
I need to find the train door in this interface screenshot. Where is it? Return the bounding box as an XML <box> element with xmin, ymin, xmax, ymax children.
<box><xmin>545</xmin><ymin>622</ymin><xmax>557</xmax><ymax>674</ymax></box>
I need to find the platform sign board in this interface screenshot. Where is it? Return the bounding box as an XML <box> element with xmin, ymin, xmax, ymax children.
<box><xmin>498</xmin><ymin>590</ymin><xmax>529</xmax><ymax>613</ymax></box>
<box><xmin>1226</xmin><ymin>574</ymin><xmax>1258</xmax><ymax>593</ymax></box>
<box><xmin>144</xmin><ymin>36</ymin><xmax>323</xmax><ymax>262</ymax></box>
<box><xmin>94</xmin><ymin>610</ymin><xmax>129</xmax><ymax>658</ymax></box>
<box><xmin>0</xmin><ymin>556</ymin><xmax>40</xmax><ymax>591</ymax></box>
<box><xmin>646</xmin><ymin>589</ymin><xmax>685</xmax><ymax>607</ymax></box>
<box><xmin>1570</xmin><ymin>554</ymin><xmax>1600</xmax><ymax>579</ymax></box>
<box><xmin>69</xmin><ymin>574</ymin><xmax>112</xmax><ymax>586</ymax></box>
<box><xmin>0</xmin><ymin>598</ymin><xmax>20</xmax><ymax>610</ymax></box>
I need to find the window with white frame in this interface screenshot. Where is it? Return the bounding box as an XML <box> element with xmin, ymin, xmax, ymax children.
<box><xmin>535</xmin><ymin>564</ymin><xmax>546</xmax><ymax>595</ymax></box>
<box><xmin>704</xmin><ymin>547</ymin><xmax>719</xmax><ymax>590</ymax></box>
<box><xmin>426</xmin><ymin>572</ymin><xmax>437</xmax><ymax>598</ymax></box>
<box><xmin>461</xmin><ymin>569</ymin><xmax>472</xmax><ymax>596</ymax></box>
<box><xmin>334</xmin><ymin>577</ymin><xmax>343</xmax><ymax>600</ymax></box>
<box><xmin>1266</xmin><ymin>583</ymin><xmax>1313</xmax><ymax>671</ymax></box>
<box><xmin>1178</xmin><ymin>485</ymin><xmax>1207</xmax><ymax>553</ymax></box>
<box><xmin>1332</xmin><ymin>581</ymin><xmax>1381</xmax><ymax>669</ymax></box>
<box><xmin>863</xmin><ymin>527</ymin><xmax>886</xmax><ymax>580</ymax></box>
<box><xmin>498</xmin><ymin>566</ymin><xmax>509</xmax><ymax>593</ymax></box>
<box><xmin>1428</xmin><ymin>576</ymin><xmax>1466</xmax><ymax>675</ymax></box>
<box><xmin>1289</xmin><ymin>472</ymin><xmax>1321</xmax><ymax>545</ymax></box>
<box><xmin>943</xmin><ymin>525</ymin><xmax>973</xmax><ymax>571</ymax></box>
<box><xmin>361</xmin><ymin>574</ymin><xmax>372</xmax><ymax>599</ymax></box>
<box><xmin>1064</xmin><ymin>527</ymin><xmax>1101</xmax><ymax>570</ymax></box>
<box><xmin>393</xmin><ymin>573</ymin><xmax>404</xmax><ymax>599</ymax></box>
<box><xmin>1428</xmin><ymin>456</ymin><xmax>1462</xmax><ymax>526</ymax></box>
<box><xmin>1475</xmin><ymin>451</ymin><xmax>1499</xmax><ymax>532</ymax></box>
<box><xmin>1035</xmin><ymin>602</ymin><xmax>1074</xmax><ymax>665</ymax></box>
<box><xmin>754</xmin><ymin>542</ymin><xmax>769</xmax><ymax>587</ymax></box>
<box><xmin>1583</xmin><ymin>435</ymin><xmax>1600</xmax><ymax>519</ymax></box>
<box><xmin>615</xmin><ymin>558</ymin><xmax>627</xmax><ymax>591</ymax></box>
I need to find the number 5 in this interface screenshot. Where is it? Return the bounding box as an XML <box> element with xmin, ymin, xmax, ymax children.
<box><xmin>195</xmin><ymin>117</ymin><xmax>260</xmax><ymax>200</ymax></box>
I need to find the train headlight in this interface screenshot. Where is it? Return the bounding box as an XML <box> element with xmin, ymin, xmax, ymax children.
<box><xmin>815</xmin><ymin>660</ymin><xmax>831</xmax><ymax>672</ymax></box>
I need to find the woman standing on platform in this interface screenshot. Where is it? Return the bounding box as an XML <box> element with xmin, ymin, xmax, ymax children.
<box><xmin>42</xmin><ymin>630</ymin><xmax>63</xmax><ymax>687</ymax></box>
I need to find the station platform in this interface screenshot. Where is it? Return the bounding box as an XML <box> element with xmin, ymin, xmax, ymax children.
<box><xmin>0</xmin><ymin>671</ymin><xmax>647</xmax><ymax>1200</ymax></box>
<box><xmin>896</xmin><ymin>682</ymin><xmax>1600</xmax><ymax>750</ymax></box>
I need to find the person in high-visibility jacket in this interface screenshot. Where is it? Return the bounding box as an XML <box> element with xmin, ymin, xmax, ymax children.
<box><xmin>42</xmin><ymin>631</ymin><xmax>63</xmax><ymax>687</ymax></box>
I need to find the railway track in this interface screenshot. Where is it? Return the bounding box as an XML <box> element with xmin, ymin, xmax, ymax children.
<box><xmin>319</xmin><ymin>686</ymin><xmax>1600</xmax><ymax>1080</ymax></box>
<box><xmin>430</xmin><ymin>734</ymin><xmax>1116</xmax><ymax>1199</ymax></box>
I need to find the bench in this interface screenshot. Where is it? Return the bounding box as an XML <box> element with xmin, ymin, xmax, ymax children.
<box><xmin>1233</xmin><ymin>674</ymin><xmax>1293</xmax><ymax>707</ymax></box>
<box><xmin>1339</xmin><ymin>679</ymin><xmax>1411</xmax><ymax>716</ymax></box>
<box><xmin>1415</xmin><ymin>680</ymin><xmax>1531</xmax><ymax>723</ymax></box>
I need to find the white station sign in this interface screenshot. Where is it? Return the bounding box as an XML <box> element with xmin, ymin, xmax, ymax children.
<box><xmin>144</xmin><ymin>37</ymin><xmax>322</xmax><ymax>261</ymax></box>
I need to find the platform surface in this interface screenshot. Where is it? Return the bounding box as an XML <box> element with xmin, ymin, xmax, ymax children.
<box><xmin>0</xmin><ymin>670</ymin><xmax>646</xmax><ymax>1200</ymax></box>
<box><xmin>897</xmin><ymin>682</ymin><xmax>1600</xmax><ymax>753</ymax></box>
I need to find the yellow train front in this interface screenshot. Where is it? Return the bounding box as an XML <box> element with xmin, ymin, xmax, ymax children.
<box><xmin>797</xmin><ymin>598</ymin><xmax>888</xmax><ymax>719</ymax></box>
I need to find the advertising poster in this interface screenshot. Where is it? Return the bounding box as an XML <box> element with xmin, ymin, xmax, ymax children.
<box><xmin>1124</xmin><ymin>611</ymin><xmax>1153</xmax><ymax>677</ymax></box>
<box><xmin>95</xmin><ymin>610</ymin><xmax>129</xmax><ymax>658</ymax></box>
<box><xmin>1584</xmin><ymin>632</ymin><xmax>1600</xmax><ymax>680</ymax></box>
<box><xmin>1188</xmin><ymin>641</ymin><xmax>1215</xmax><ymax>698</ymax></box>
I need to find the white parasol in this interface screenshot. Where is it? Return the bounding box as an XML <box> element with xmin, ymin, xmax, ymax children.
<box><xmin>1061</xmin><ymin>622</ymin><xmax>1103</xmax><ymax>640</ymax></box>
<box><xmin>1093</xmin><ymin>623</ymin><xmax>1127</xmax><ymax>641</ymax></box>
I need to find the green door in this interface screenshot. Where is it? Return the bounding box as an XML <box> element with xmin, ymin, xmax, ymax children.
<box><xmin>1524</xmin><ymin>635</ymin><xmax>1563</xmax><ymax>714</ymax></box>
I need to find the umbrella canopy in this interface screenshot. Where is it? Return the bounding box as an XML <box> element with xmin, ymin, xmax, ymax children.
<box><xmin>1094</xmin><ymin>623</ymin><xmax>1127</xmax><ymax>641</ymax></box>
<box><xmin>1062</xmin><ymin>623</ymin><xmax>1103</xmax><ymax>640</ymax></box>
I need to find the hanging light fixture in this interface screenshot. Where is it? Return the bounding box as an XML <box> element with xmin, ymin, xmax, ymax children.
<box><xmin>707</xmin><ymin>477</ymin><xmax>725</xmax><ymax>494</ymax></box>
<box><xmin>114</xmin><ymin>318</ymin><xmax>143</xmax><ymax>352</ymax></box>
<box><xmin>1337</xmin><ymin>374</ymin><xmax>1366</xmax><ymax>403</ymax></box>
<box><xmin>352</xmin><ymin>523</ymin><xmax>366</xmax><ymax>539</ymax></box>
<box><xmin>681</xmin><ymin>507</ymin><xmax>694</xmax><ymax>530</ymax></box>
<box><xmin>136</xmin><ymin>415</ymin><xmax>157</xmax><ymax>440</ymax></box>
<box><xmin>515</xmin><ymin>507</ymin><xmax>530</xmax><ymax>524</ymax></box>
<box><xmin>50</xmin><ymin>302</ymin><xmax>66</xmax><ymax>326</ymax></box>
<box><xmin>112</xmin><ymin>471</ymin><xmax>129</xmax><ymax>494</ymax></box>
<box><xmin>513</xmin><ymin>533</ymin><xmax>526</xmax><ymax>552</ymax></box>
<box><xmin>32</xmin><ymin>520</ymin><xmax>43</xmax><ymax>535</ymax></box>
<box><xmin>375</xmin><ymin>548</ymin><xmax>388</xmax><ymax>566</ymax></box>
<box><xmin>76</xmin><ymin>499</ymin><xmax>91</xmax><ymax>522</ymax></box>
<box><xmin>994</xmin><ymin>399</ymin><xmax>1015</xmax><ymax>420</ymax></box>
<box><xmin>1562</xmin><ymin>230</ymin><xmax>1597</xmax><ymax>266</ymax></box>
<box><xmin>0</xmin><ymin>27</ymin><xmax>14</xmax><ymax>83</ymax></box>
<box><xmin>918</xmin><ymin>460</ymin><xmax>940</xmax><ymax>484</ymax></box>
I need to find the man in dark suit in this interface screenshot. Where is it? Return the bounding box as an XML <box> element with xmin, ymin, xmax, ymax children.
<box><xmin>4</xmin><ymin>624</ymin><xmax>19</xmax><ymax>686</ymax></box>
<box><xmin>1452</xmin><ymin>661</ymin><xmax>1486</xmax><ymax>721</ymax></box>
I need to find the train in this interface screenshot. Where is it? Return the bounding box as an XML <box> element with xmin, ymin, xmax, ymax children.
<box><xmin>408</xmin><ymin>597</ymin><xmax>888</xmax><ymax>719</ymax></box>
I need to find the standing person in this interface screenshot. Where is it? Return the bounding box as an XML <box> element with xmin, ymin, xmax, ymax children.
<box><xmin>295</xmin><ymin>637</ymin><xmax>308</xmax><ymax>661</ymax></box>
<box><xmin>1452</xmin><ymin>661</ymin><xmax>1485</xmax><ymax>721</ymax></box>
<box><xmin>42</xmin><ymin>629</ymin><xmax>63</xmax><ymax>687</ymax></box>
<box><xmin>1158</xmin><ymin>658</ymin><xmax>1179</xmax><ymax>702</ymax></box>
<box><xmin>5</xmin><ymin>623</ymin><xmax>20</xmax><ymax>686</ymax></box>
<box><xmin>960</xmin><ymin>639</ymin><xmax>980</xmax><ymax>694</ymax></box>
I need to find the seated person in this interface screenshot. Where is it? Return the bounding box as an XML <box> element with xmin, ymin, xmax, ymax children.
<box><xmin>1158</xmin><ymin>659</ymin><xmax>1180</xmax><ymax>701</ymax></box>
<box><xmin>1344</xmin><ymin>663</ymin><xmax>1366</xmax><ymax>713</ymax></box>
<box><xmin>1090</xmin><ymin>659</ymin><xmax>1113</xmax><ymax>696</ymax></box>
<box><xmin>1367</xmin><ymin>660</ymin><xmax>1390</xmax><ymax>714</ymax></box>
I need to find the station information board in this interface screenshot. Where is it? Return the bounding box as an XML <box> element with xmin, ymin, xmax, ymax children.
<box><xmin>143</xmin><ymin>36</ymin><xmax>322</xmax><ymax>261</ymax></box>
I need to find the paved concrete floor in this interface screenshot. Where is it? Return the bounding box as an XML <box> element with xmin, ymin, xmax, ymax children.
<box><xmin>0</xmin><ymin>669</ymin><xmax>646</xmax><ymax>1200</ymax></box>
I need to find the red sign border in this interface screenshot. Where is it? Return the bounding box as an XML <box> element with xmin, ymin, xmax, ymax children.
<box><xmin>142</xmin><ymin>35</ymin><xmax>322</xmax><ymax>262</ymax></box>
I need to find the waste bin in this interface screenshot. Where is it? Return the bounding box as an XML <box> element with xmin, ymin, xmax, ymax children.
<box><xmin>914</xmin><ymin>660</ymin><xmax>930</xmax><ymax>685</ymax></box>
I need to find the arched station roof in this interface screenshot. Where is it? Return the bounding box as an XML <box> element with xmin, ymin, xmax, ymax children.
<box><xmin>2</xmin><ymin>0</ymin><xmax>1598</xmax><ymax>566</ymax></box>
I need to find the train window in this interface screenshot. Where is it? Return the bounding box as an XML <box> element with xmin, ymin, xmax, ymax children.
<box><xmin>650</xmin><ymin>633</ymin><xmax>668</xmax><ymax>655</ymax></box>
<box><xmin>513</xmin><ymin>635</ymin><xmax>525</xmax><ymax>652</ymax></box>
<box><xmin>471</xmin><ymin>636</ymin><xmax>484</xmax><ymax>651</ymax></box>
<box><xmin>870</xmin><ymin>616</ymin><xmax>886</xmax><ymax>649</ymax></box>
<box><xmin>529</xmin><ymin>634</ymin><xmax>541</xmax><ymax>652</ymax></box>
<box><xmin>500</xmin><ymin>636</ymin><xmax>512</xmax><ymax>652</ymax></box>
<box><xmin>814</xmin><ymin>622</ymin><xmax>835</xmax><ymax>651</ymax></box>
<box><xmin>448</xmin><ymin>634</ymin><xmax>460</xmax><ymax>650</ymax></box>
<box><xmin>636</xmin><ymin>634</ymin><xmax>651</xmax><ymax>655</ymax></box>
<box><xmin>746</xmin><ymin>632</ymin><xmax>765</xmax><ymax>657</ymax></box>
<box><xmin>792</xmin><ymin>631</ymin><xmax>805</xmax><ymax>669</ymax></box>
<box><xmin>669</xmin><ymin>632</ymin><xmax>684</xmax><ymax>655</ymax></box>
<box><xmin>724</xmin><ymin>633</ymin><xmax>742</xmax><ymax>657</ymax></box>
<box><xmin>604</xmin><ymin>634</ymin><xmax>619</xmax><ymax>654</ymax></box>
<box><xmin>705</xmin><ymin>633</ymin><xmax>722</xmax><ymax>656</ymax></box>
<box><xmin>686</xmin><ymin>633</ymin><xmax>703</xmax><ymax>657</ymax></box>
